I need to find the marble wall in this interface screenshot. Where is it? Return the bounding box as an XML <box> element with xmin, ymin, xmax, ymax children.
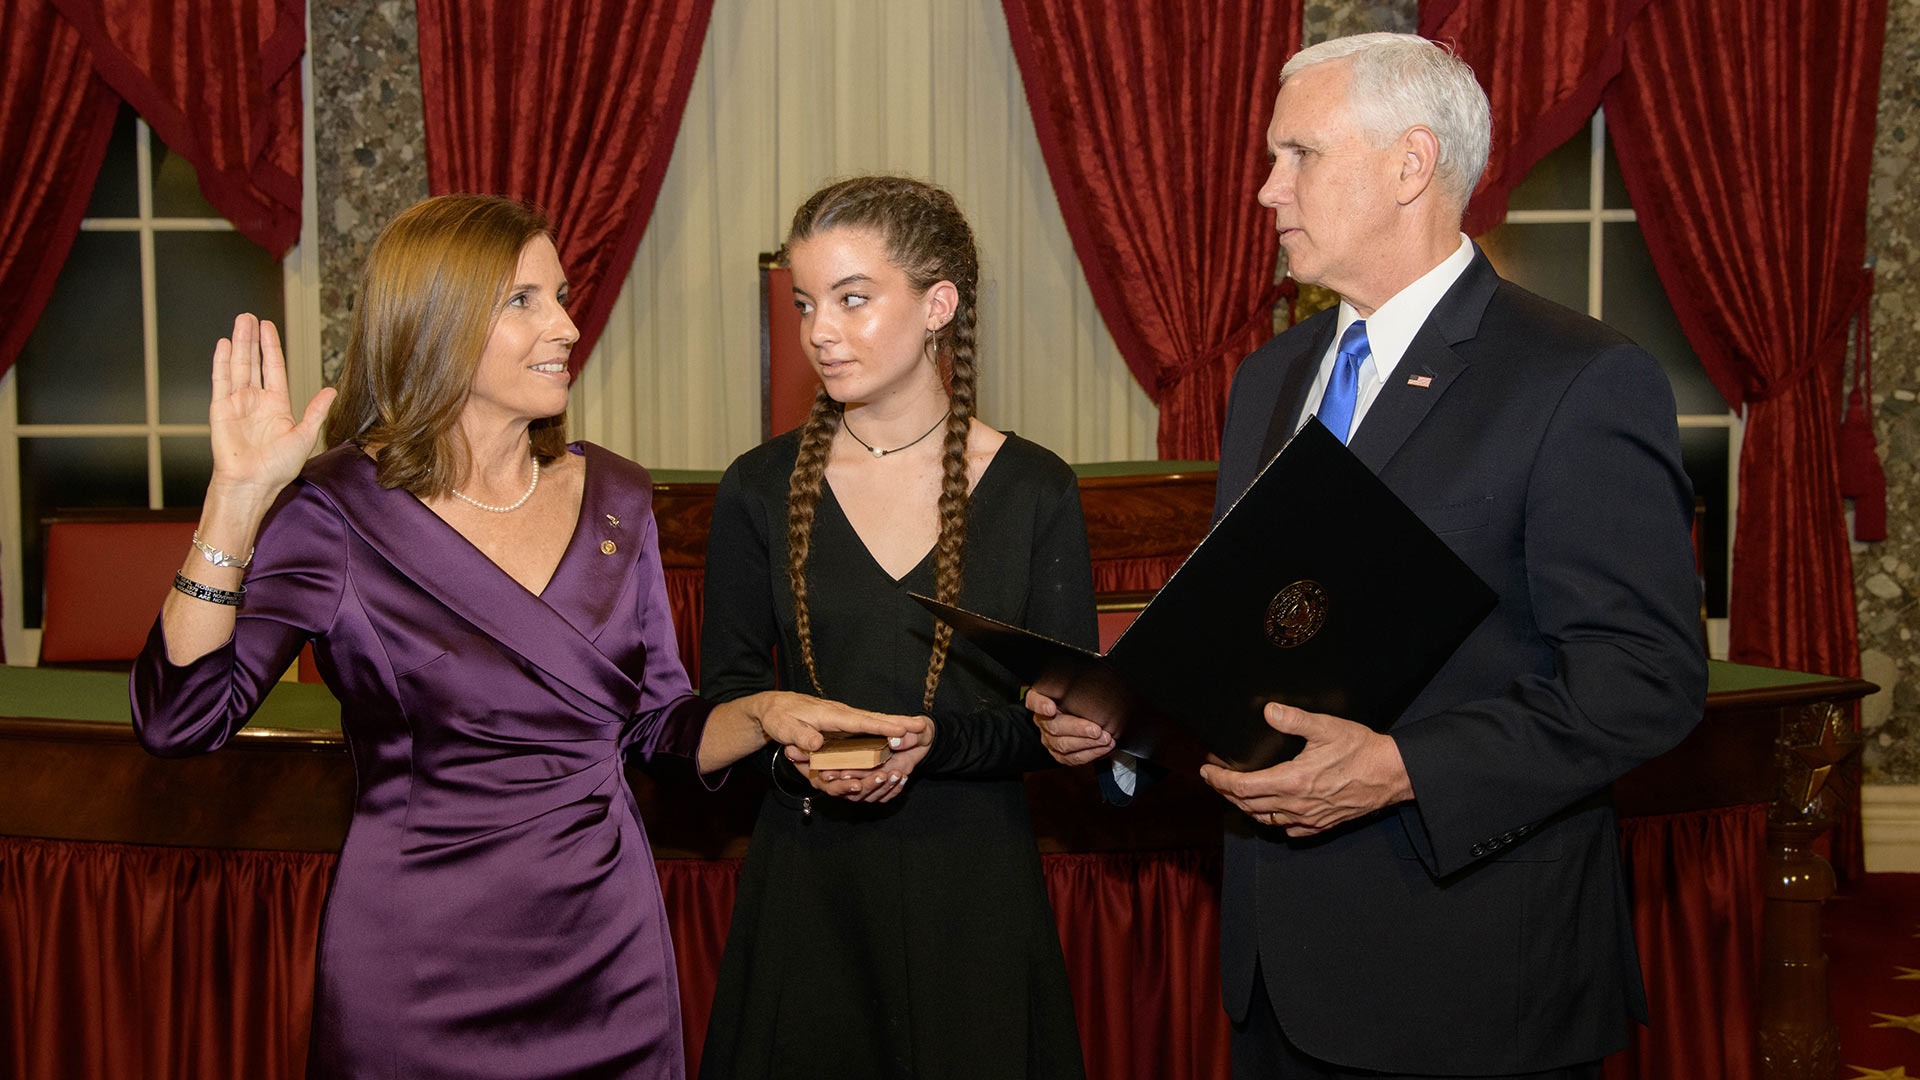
<box><xmin>1859</xmin><ymin>0</ymin><xmax>1920</xmax><ymax>783</ymax></box>
<box><xmin>311</xmin><ymin>0</ymin><xmax>428</xmax><ymax>384</ymax></box>
<box><xmin>1304</xmin><ymin>0</ymin><xmax>1416</xmax><ymax>43</ymax></box>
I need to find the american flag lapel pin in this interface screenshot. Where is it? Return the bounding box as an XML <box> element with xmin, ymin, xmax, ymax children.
<box><xmin>1406</xmin><ymin>373</ymin><xmax>1434</xmax><ymax>388</ymax></box>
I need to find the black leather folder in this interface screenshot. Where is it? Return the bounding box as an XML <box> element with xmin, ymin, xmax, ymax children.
<box><xmin>914</xmin><ymin>418</ymin><xmax>1496</xmax><ymax>771</ymax></box>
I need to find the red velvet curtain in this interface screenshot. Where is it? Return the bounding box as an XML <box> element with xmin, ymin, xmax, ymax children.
<box><xmin>0</xmin><ymin>837</ymin><xmax>745</xmax><ymax>1080</ymax></box>
<box><xmin>1</xmin><ymin>837</ymin><xmax>332</xmax><ymax>1079</ymax></box>
<box><xmin>657</xmin><ymin>857</ymin><xmax>742</xmax><ymax>1079</ymax></box>
<box><xmin>0</xmin><ymin>0</ymin><xmax>121</xmax><ymax>381</ymax></box>
<box><xmin>1419</xmin><ymin>0</ymin><xmax>1653</xmax><ymax>235</ymax></box>
<box><xmin>49</xmin><ymin>0</ymin><xmax>305</xmax><ymax>257</ymax></box>
<box><xmin>1092</xmin><ymin>555</ymin><xmax>1187</xmax><ymax>595</ymax></box>
<box><xmin>664</xmin><ymin>566</ymin><xmax>704</xmax><ymax>688</ymax></box>
<box><xmin>0</xmin><ymin>837</ymin><xmax>1232</xmax><ymax>1080</ymax></box>
<box><xmin>416</xmin><ymin>0</ymin><xmax>714</xmax><ymax>371</ymax></box>
<box><xmin>1048</xmin><ymin>849</ymin><xmax>1230</xmax><ymax>1079</ymax></box>
<box><xmin>1607</xmin><ymin>804</ymin><xmax>1767</xmax><ymax>1080</ymax></box>
<box><xmin>1603</xmin><ymin>0</ymin><xmax>1882</xmax><ymax>683</ymax></box>
<box><xmin>2</xmin><ymin>821</ymin><xmax>1766</xmax><ymax>1080</ymax></box>
<box><xmin>1002</xmin><ymin>0</ymin><xmax>1297</xmax><ymax>461</ymax></box>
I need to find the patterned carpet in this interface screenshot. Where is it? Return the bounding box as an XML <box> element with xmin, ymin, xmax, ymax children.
<box><xmin>1833</xmin><ymin>872</ymin><xmax>1920</xmax><ymax>1077</ymax></box>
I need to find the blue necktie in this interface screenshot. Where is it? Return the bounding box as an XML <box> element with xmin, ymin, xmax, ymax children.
<box><xmin>1318</xmin><ymin>320</ymin><xmax>1369</xmax><ymax>444</ymax></box>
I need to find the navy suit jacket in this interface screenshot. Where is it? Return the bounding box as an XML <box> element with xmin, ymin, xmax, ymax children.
<box><xmin>1214</xmin><ymin>248</ymin><xmax>1707</xmax><ymax>1073</ymax></box>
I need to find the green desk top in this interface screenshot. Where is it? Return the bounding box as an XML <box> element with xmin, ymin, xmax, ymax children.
<box><xmin>0</xmin><ymin>659</ymin><xmax>1854</xmax><ymax>737</ymax></box>
<box><xmin>1069</xmin><ymin>459</ymin><xmax>1217</xmax><ymax>478</ymax></box>
<box><xmin>646</xmin><ymin>460</ymin><xmax>1220</xmax><ymax>485</ymax></box>
<box><xmin>0</xmin><ymin>666</ymin><xmax>341</xmax><ymax>731</ymax></box>
<box><xmin>1705</xmin><ymin>661</ymin><xmax>1847</xmax><ymax>694</ymax></box>
<box><xmin>646</xmin><ymin>468</ymin><xmax>722</xmax><ymax>484</ymax></box>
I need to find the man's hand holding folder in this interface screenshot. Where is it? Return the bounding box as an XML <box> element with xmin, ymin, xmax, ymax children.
<box><xmin>1206</xmin><ymin>703</ymin><xmax>1416</xmax><ymax>836</ymax></box>
<box><xmin>1026</xmin><ymin>687</ymin><xmax>1116</xmax><ymax>767</ymax></box>
<box><xmin>1028</xmin><ymin>689</ymin><xmax>1412</xmax><ymax>836</ymax></box>
<box><xmin>929</xmin><ymin>418</ymin><xmax>1497</xmax><ymax>828</ymax></box>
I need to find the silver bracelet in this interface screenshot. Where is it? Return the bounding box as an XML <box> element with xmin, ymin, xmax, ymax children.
<box><xmin>191</xmin><ymin>531</ymin><xmax>254</xmax><ymax>569</ymax></box>
<box><xmin>173</xmin><ymin>571</ymin><xmax>245</xmax><ymax>607</ymax></box>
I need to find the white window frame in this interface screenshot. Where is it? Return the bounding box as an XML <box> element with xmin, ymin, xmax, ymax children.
<box><xmin>0</xmin><ymin>35</ymin><xmax>322</xmax><ymax>666</ymax></box>
<box><xmin>1499</xmin><ymin>109</ymin><xmax>1740</xmax><ymax>659</ymax></box>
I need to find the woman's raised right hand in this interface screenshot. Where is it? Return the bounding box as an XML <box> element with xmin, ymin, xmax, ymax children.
<box><xmin>208</xmin><ymin>313</ymin><xmax>336</xmax><ymax>498</ymax></box>
<box><xmin>160</xmin><ymin>314</ymin><xmax>336</xmax><ymax>667</ymax></box>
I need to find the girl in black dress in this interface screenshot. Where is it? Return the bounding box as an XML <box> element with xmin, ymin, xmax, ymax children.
<box><xmin>698</xmin><ymin>176</ymin><xmax>1094</xmax><ymax>1079</ymax></box>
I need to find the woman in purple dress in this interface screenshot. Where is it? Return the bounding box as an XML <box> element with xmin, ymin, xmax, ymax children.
<box><xmin>131</xmin><ymin>194</ymin><xmax>916</xmax><ymax>1079</ymax></box>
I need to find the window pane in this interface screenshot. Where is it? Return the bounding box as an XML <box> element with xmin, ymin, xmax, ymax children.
<box><xmin>16</xmin><ymin>231</ymin><xmax>146</xmax><ymax>424</ymax></box>
<box><xmin>18</xmin><ymin>436</ymin><xmax>149</xmax><ymax>628</ymax></box>
<box><xmin>1603</xmin><ymin>128</ymin><xmax>1633</xmax><ymax>210</ymax></box>
<box><xmin>154</xmin><ymin>231</ymin><xmax>285</xmax><ymax>423</ymax></box>
<box><xmin>151</xmin><ymin>129</ymin><xmax>221</xmax><ymax>219</ymax></box>
<box><xmin>161</xmin><ymin>436</ymin><xmax>213</xmax><ymax>508</ymax></box>
<box><xmin>85</xmin><ymin>107</ymin><xmax>140</xmax><ymax>219</ymax></box>
<box><xmin>1477</xmin><ymin>222</ymin><xmax>1589</xmax><ymax>314</ymax></box>
<box><xmin>1679</xmin><ymin>426</ymin><xmax>1730</xmax><ymax>619</ymax></box>
<box><xmin>1601</xmin><ymin>222</ymin><xmax>1729</xmax><ymax>414</ymax></box>
<box><xmin>1505</xmin><ymin>120</ymin><xmax>1592</xmax><ymax>212</ymax></box>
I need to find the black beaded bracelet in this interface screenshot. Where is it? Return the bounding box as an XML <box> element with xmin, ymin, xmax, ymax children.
<box><xmin>768</xmin><ymin>744</ymin><xmax>815</xmax><ymax>819</ymax></box>
<box><xmin>172</xmin><ymin>571</ymin><xmax>245</xmax><ymax>607</ymax></box>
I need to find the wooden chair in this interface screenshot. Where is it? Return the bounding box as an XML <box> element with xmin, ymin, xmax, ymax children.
<box><xmin>760</xmin><ymin>253</ymin><xmax>817</xmax><ymax>439</ymax></box>
<box><xmin>39</xmin><ymin>508</ymin><xmax>324</xmax><ymax>681</ymax></box>
<box><xmin>39</xmin><ymin>509</ymin><xmax>199</xmax><ymax>668</ymax></box>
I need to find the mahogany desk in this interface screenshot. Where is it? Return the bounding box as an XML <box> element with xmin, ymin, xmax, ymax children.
<box><xmin>0</xmin><ymin>663</ymin><xmax>1871</xmax><ymax>1080</ymax></box>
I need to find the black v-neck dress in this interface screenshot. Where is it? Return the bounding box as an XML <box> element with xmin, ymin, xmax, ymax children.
<box><xmin>697</xmin><ymin>430</ymin><xmax>1095</xmax><ymax>1079</ymax></box>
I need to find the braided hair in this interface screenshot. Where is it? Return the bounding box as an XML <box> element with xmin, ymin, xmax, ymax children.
<box><xmin>780</xmin><ymin>176</ymin><xmax>981</xmax><ymax>713</ymax></box>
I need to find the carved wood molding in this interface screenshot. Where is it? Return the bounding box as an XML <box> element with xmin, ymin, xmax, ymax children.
<box><xmin>1772</xmin><ymin>701</ymin><xmax>1864</xmax><ymax>827</ymax></box>
<box><xmin>1758</xmin><ymin>1024</ymin><xmax>1839</xmax><ymax>1080</ymax></box>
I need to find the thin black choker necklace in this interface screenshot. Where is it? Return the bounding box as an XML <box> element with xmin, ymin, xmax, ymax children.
<box><xmin>843</xmin><ymin>413</ymin><xmax>947</xmax><ymax>458</ymax></box>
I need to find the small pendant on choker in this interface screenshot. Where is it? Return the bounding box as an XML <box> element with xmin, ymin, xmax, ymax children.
<box><xmin>843</xmin><ymin>413</ymin><xmax>946</xmax><ymax>458</ymax></box>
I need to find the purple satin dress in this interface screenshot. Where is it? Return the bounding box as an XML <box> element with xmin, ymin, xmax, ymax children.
<box><xmin>132</xmin><ymin>442</ymin><xmax>712</xmax><ymax>1079</ymax></box>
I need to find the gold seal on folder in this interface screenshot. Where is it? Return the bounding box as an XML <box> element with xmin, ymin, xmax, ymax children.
<box><xmin>1264</xmin><ymin>580</ymin><xmax>1328</xmax><ymax>648</ymax></box>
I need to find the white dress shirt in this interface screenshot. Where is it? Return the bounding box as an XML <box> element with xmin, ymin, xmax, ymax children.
<box><xmin>1291</xmin><ymin>234</ymin><xmax>1476</xmax><ymax>440</ymax></box>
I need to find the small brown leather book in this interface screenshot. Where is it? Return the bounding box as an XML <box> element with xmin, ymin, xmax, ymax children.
<box><xmin>808</xmin><ymin>737</ymin><xmax>892</xmax><ymax>775</ymax></box>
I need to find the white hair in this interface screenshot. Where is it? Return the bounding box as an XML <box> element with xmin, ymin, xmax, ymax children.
<box><xmin>1281</xmin><ymin>33</ymin><xmax>1492</xmax><ymax>206</ymax></box>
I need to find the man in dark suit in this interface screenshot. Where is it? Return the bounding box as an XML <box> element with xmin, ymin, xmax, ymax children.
<box><xmin>1031</xmin><ymin>32</ymin><xmax>1706</xmax><ymax>1079</ymax></box>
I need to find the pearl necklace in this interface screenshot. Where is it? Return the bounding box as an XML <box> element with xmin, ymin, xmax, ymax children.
<box><xmin>843</xmin><ymin>414</ymin><xmax>946</xmax><ymax>458</ymax></box>
<box><xmin>451</xmin><ymin>458</ymin><xmax>539</xmax><ymax>513</ymax></box>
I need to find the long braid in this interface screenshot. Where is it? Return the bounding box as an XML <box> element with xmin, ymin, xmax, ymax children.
<box><xmin>920</xmin><ymin>263</ymin><xmax>979</xmax><ymax>712</ymax></box>
<box><xmin>780</xmin><ymin>176</ymin><xmax>983</xmax><ymax>714</ymax></box>
<box><xmin>785</xmin><ymin>386</ymin><xmax>843</xmax><ymax>696</ymax></box>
